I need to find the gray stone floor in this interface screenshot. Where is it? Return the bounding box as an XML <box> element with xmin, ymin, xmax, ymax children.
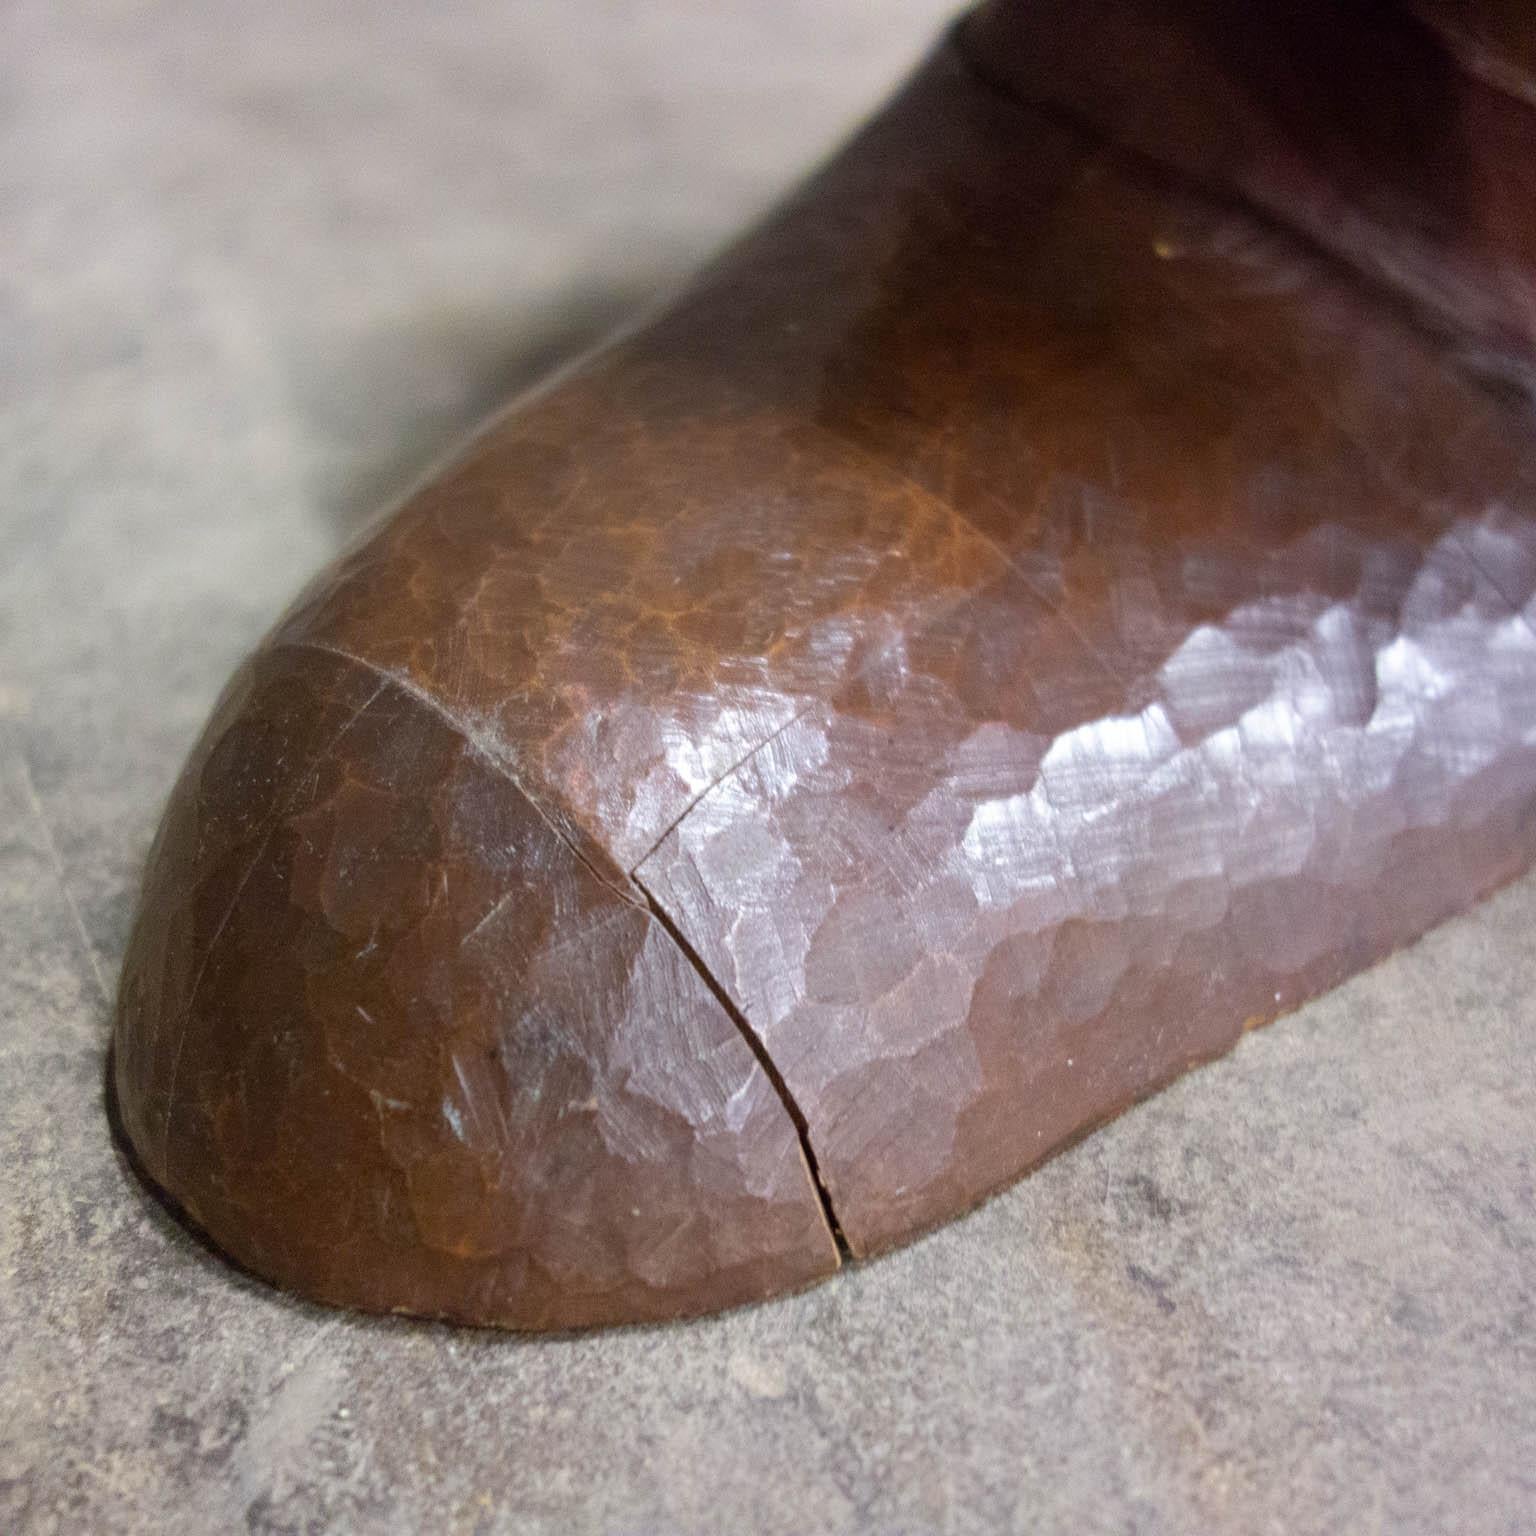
<box><xmin>4</xmin><ymin>2</ymin><xmax>1534</xmax><ymax>1531</ymax></box>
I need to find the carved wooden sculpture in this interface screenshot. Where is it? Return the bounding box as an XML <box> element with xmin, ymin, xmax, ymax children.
<box><xmin>115</xmin><ymin>0</ymin><xmax>1536</xmax><ymax>1328</ymax></box>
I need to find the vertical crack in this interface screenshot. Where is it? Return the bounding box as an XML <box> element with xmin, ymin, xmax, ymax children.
<box><xmin>636</xmin><ymin>877</ymin><xmax>851</xmax><ymax>1262</ymax></box>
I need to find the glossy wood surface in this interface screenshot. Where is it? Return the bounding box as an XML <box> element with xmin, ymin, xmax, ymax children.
<box><xmin>116</xmin><ymin>0</ymin><xmax>1536</xmax><ymax>1326</ymax></box>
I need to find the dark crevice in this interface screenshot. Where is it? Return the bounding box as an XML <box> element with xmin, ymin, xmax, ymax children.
<box><xmin>945</xmin><ymin>13</ymin><xmax>1536</xmax><ymax>402</ymax></box>
<box><xmin>628</xmin><ymin>696</ymin><xmax>826</xmax><ymax>877</ymax></box>
<box><xmin>635</xmin><ymin>876</ymin><xmax>852</xmax><ymax>1263</ymax></box>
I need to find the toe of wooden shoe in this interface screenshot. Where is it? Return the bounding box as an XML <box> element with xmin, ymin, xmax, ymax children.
<box><xmin>113</xmin><ymin>641</ymin><xmax>839</xmax><ymax>1329</ymax></box>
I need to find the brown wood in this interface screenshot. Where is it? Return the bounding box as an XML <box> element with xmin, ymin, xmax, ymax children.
<box><xmin>115</xmin><ymin>0</ymin><xmax>1536</xmax><ymax>1328</ymax></box>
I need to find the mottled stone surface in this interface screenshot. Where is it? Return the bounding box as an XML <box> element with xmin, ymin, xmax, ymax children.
<box><xmin>4</xmin><ymin>0</ymin><xmax>1535</xmax><ymax>1530</ymax></box>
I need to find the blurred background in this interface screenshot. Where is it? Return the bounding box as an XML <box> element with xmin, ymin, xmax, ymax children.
<box><xmin>2</xmin><ymin>0</ymin><xmax>953</xmax><ymax>1024</ymax></box>
<box><xmin>6</xmin><ymin>0</ymin><xmax>953</xmax><ymax>548</ymax></box>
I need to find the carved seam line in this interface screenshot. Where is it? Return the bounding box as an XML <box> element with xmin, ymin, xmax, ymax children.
<box><xmin>276</xmin><ymin>637</ymin><xmax>645</xmax><ymax>910</ymax></box>
<box><xmin>626</xmin><ymin>696</ymin><xmax>826</xmax><ymax>877</ymax></box>
<box><xmin>635</xmin><ymin>872</ymin><xmax>851</xmax><ymax>1263</ymax></box>
<box><xmin>272</xmin><ymin>639</ymin><xmax>845</xmax><ymax>1249</ymax></box>
<box><xmin>622</xmin><ymin>433</ymin><xmax>1143</xmax><ymax>880</ymax></box>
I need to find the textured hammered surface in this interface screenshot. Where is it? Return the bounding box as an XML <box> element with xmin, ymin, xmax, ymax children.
<box><xmin>116</xmin><ymin>642</ymin><xmax>838</xmax><ymax>1326</ymax></box>
<box><xmin>639</xmin><ymin>532</ymin><xmax>1536</xmax><ymax>1252</ymax></box>
<box><xmin>108</xmin><ymin>1</ymin><xmax>1536</xmax><ymax>1326</ymax></box>
<box><xmin>10</xmin><ymin>0</ymin><xmax>1536</xmax><ymax>1528</ymax></box>
<box><xmin>636</xmin><ymin>54</ymin><xmax>1536</xmax><ymax>1252</ymax></box>
<box><xmin>276</xmin><ymin>381</ymin><xmax>1002</xmax><ymax>870</ymax></box>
